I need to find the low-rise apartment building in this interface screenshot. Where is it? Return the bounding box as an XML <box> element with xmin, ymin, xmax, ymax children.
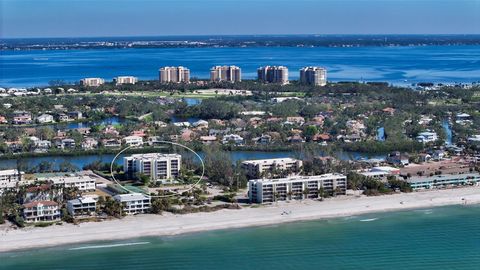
<box><xmin>22</xmin><ymin>201</ymin><xmax>61</xmax><ymax>223</ymax></box>
<box><xmin>124</xmin><ymin>153</ymin><xmax>181</xmax><ymax>182</ymax></box>
<box><xmin>248</xmin><ymin>174</ymin><xmax>347</xmax><ymax>203</ymax></box>
<box><xmin>407</xmin><ymin>173</ymin><xmax>480</xmax><ymax>190</ymax></box>
<box><xmin>113</xmin><ymin>193</ymin><xmax>151</xmax><ymax>214</ymax></box>
<box><xmin>0</xmin><ymin>169</ymin><xmax>23</xmax><ymax>192</ymax></box>
<box><xmin>114</xmin><ymin>76</ymin><xmax>138</xmax><ymax>85</ymax></box>
<box><xmin>67</xmin><ymin>197</ymin><xmax>97</xmax><ymax>216</ymax></box>
<box><xmin>241</xmin><ymin>158</ymin><xmax>303</xmax><ymax>179</ymax></box>
<box><xmin>37</xmin><ymin>175</ymin><xmax>96</xmax><ymax>192</ymax></box>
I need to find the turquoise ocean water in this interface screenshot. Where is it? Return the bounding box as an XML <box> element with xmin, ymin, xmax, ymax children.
<box><xmin>1</xmin><ymin>205</ymin><xmax>480</xmax><ymax>270</ymax></box>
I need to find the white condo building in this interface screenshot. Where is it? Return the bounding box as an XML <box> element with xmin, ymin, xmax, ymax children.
<box><xmin>80</xmin><ymin>78</ymin><xmax>105</xmax><ymax>87</ymax></box>
<box><xmin>300</xmin><ymin>67</ymin><xmax>327</xmax><ymax>86</ymax></box>
<box><xmin>124</xmin><ymin>153</ymin><xmax>181</xmax><ymax>182</ymax></box>
<box><xmin>114</xmin><ymin>76</ymin><xmax>138</xmax><ymax>85</ymax></box>
<box><xmin>37</xmin><ymin>175</ymin><xmax>97</xmax><ymax>192</ymax></box>
<box><xmin>241</xmin><ymin>158</ymin><xmax>303</xmax><ymax>179</ymax></box>
<box><xmin>159</xmin><ymin>66</ymin><xmax>190</xmax><ymax>83</ymax></box>
<box><xmin>248</xmin><ymin>174</ymin><xmax>347</xmax><ymax>203</ymax></box>
<box><xmin>114</xmin><ymin>193</ymin><xmax>151</xmax><ymax>214</ymax></box>
<box><xmin>0</xmin><ymin>169</ymin><xmax>24</xmax><ymax>191</ymax></box>
<box><xmin>67</xmin><ymin>196</ymin><xmax>97</xmax><ymax>216</ymax></box>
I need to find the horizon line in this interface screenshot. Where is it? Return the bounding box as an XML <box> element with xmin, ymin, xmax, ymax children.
<box><xmin>3</xmin><ymin>33</ymin><xmax>480</xmax><ymax>40</ymax></box>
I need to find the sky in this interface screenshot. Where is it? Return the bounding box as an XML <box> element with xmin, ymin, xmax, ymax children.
<box><xmin>1</xmin><ymin>0</ymin><xmax>479</xmax><ymax>38</ymax></box>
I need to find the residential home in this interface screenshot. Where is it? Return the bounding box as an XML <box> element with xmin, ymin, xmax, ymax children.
<box><xmin>37</xmin><ymin>114</ymin><xmax>54</xmax><ymax>124</ymax></box>
<box><xmin>222</xmin><ymin>134</ymin><xmax>244</xmax><ymax>145</ymax></box>
<box><xmin>123</xmin><ymin>136</ymin><xmax>144</xmax><ymax>147</ymax></box>
<box><xmin>382</xmin><ymin>107</ymin><xmax>396</xmax><ymax>115</ymax></box>
<box><xmin>253</xmin><ymin>134</ymin><xmax>272</xmax><ymax>145</ymax></box>
<box><xmin>12</xmin><ymin>111</ymin><xmax>32</xmax><ymax>124</ymax></box>
<box><xmin>22</xmin><ymin>201</ymin><xmax>61</xmax><ymax>223</ymax></box>
<box><xmin>416</xmin><ymin>131</ymin><xmax>438</xmax><ymax>143</ymax></box>
<box><xmin>68</xmin><ymin>111</ymin><xmax>83</xmax><ymax>120</ymax></box>
<box><xmin>181</xmin><ymin>129</ymin><xmax>195</xmax><ymax>142</ymax></box>
<box><xmin>386</xmin><ymin>152</ymin><xmax>409</xmax><ymax>166</ymax></box>
<box><xmin>56</xmin><ymin>138</ymin><xmax>76</xmax><ymax>149</ymax></box>
<box><xmin>102</xmin><ymin>139</ymin><xmax>121</xmax><ymax>148</ymax></box>
<box><xmin>193</xmin><ymin>120</ymin><xmax>209</xmax><ymax>128</ymax></box>
<box><xmin>200</xmin><ymin>135</ymin><xmax>217</xmax><ymax>145</ymax></box>
<box><xmin>285</xmin><ymin>116</ymin><xmax>305</xmax><ymax>126</ymax></box>
<box><xmin>75</xmin><ymin>128</ymin><xmax>91</xmax><ymax>135</ymax></box>
<box><xmin>113</xmin><ymin>193</ymin><xmax>151</xmax><ymax>214</ymax></box>
<box><xmin>57</xmin><ymin>113</ymin><xmax>70</xmax><ymax>122</ymax></box>
<box><xmin>82</xmin><ymin>137</ymin><xmax>98</xmax><ymax>150</ymax></box>
<box><xmin>0</xmin><ymin>115</ymin><xmax>7</xmax><ymax>124</ymax></box>
<box><xmin>67</xmin><ymin>196</ymin><xmax>97</xmax><ymax>216</ymax></box>
<box><xmin>103</xmin><ymin>125</ymin><xmax>120</xmax><ymax>136</ymax></box>
<box><xmin>288</xmin><ymin>135</ymin><xmax>305</xmax><ymax>143</ymax></box>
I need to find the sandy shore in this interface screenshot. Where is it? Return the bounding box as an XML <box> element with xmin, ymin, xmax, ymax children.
<box><xmin>1</xmin><ymin>186</ymin><xmax>480</xmax><ymax>253</ymax></box>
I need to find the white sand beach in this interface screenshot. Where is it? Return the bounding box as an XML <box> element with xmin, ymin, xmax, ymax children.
<box><xmin>1</xmin><ymin>186</ymin><xmax>480</xmax><ymax>253</ymax></box>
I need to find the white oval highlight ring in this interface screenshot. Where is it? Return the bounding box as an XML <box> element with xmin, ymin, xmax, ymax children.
<box><xmin>109</xmin><ymin>141</ymin><xmax>205</xmax><ymax>198</ymax></box>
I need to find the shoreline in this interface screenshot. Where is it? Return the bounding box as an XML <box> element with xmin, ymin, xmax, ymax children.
<box><xmin>1</xmin><ymin>186</ymin><xmax>480</xmax><ymax>253</ymax></box>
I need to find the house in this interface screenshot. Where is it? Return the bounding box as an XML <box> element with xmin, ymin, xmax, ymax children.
<box><xmin>67</xmin><ymin>196</ymin><xmax>97</xmax><ymax>216</ymax></box>
<box><xmin>222</xmin><ymin>134</ymin><xmax>244</xmax><ymax>145</ymax></box>
<box><xmin>113</xmin><ymin>193</ymin><xmax>151</xmax><ymax>215</ymax></box>
<box><xmin>253</xmin><ymin>134</ymin><xmax>272</xmax><ymax>145</ymax></box>
<box><xmin>123</xmin><ymin>136</ymin><xmax>143</xmax><ymax>147</ymax></box>
<box><xmin>382</xmin><ymin>107</ymin><xmax>396</xmax><ymax>115</ymax></box>
<box><xmin>57</xmin><ymin>113</ymin><xmax>70</xmax><ymax>122</ymax></box>
<box><xmin>209</xmin><ymin>128</ymin><xmax>231</xmax><ymax>136</ymax></box>
<box><xmin>288</xmin><ymin>135</ymin><xmax>305</xmax><ymax>143</ymax></box>
<box><xmin>68</xmin><ymin>111</ymin><xmax>83</xmax><ymax>120</ymax></box>
<box><xmin>386</xmin><ymin>152</ymin><xmax>409</xmax><ymax>166</ymax></box>
<box><xmin>181</xmin><ymin>129</ymin><xmax>195</xmax><ymax>142</ymax></box>
<box><xmin>285</xmin><ymin>117</ymin><xmax>305</xmax><ymax>126</ymax></box>
<box><xmin>192</xmin><ymin>120</ymin><xmax>209</xmax><ymax>128</ymax></box>
<box><xmin>37</xmin><ymin>114</ymin><xmax>54</xmax><ymax>124</ymax></box>
<box><xmin>22</xmin><ymin>201</ymin><xmax>61</xmax><ymax>223</ymax></box>
<box><xmin>57</xmin><ymin>138</ymin><xmax>76</xmax><ymax>149</ymax></box>
<box><xmin>82</xmin><ymin>137</ymin><xmax>98</xmax><ymax>150</ymax></box>
<box><xmin>0</xmin><ymin>115</ymin><xmax>7</xmax><ymax>124</ymax></box>
<box><xmin>416</xmin><ymin>131</ymin><xmax>438</xmax><ymax>143</ymax></box>
<box><xmin>34</xmin><ymin>140</ymin><xmax>52</xmax><ymax>151</ymax></box>
<box><xmin>102</xmin><ymin>139</ymin><xmax>121</xmax><ymax>148</ymax></box>
<box><xmin>200</xmin><ymin>135</ymin><xmax>217</xmax><ymax>145</ymax></box>
<box><xmin>12</xmin><ymin>111</ymin><xmax>32</xmax><ymax>124</ymax></box>
<box><xmin>75</xmin><ymin>128</ymin><xmax>91</xmax><ymax>135</ymax></box>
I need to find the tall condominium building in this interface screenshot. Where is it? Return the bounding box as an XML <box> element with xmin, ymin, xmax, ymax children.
<box><xmin>80</xmin><ymin>78</ymin><xmax>105</xmax><ymax>87</ymax></box>
<box><xmin>0</xmin><ymin>169</ymin><xmax>23</xmax><ymax>192</ymax></box>
<box><xmin>159</xmin><ymin>66</ymin><xmax>190</xmax><ymax>83</ymax></box>
<box><xmin>241</xmin><ymin>158</ymin><xmax>303</xmax><ymax>179</ymax></box>
<box><xmin>124</xmin><ymin>153</ymin><xmax>181</xmax><ymax>182</ymax></box>
<box><xmin>210</xmin><ymin>65</ymin><xmax>242</xmax><ymax>82</ymax></box>
<box><xmin>248</xmin><ymin>174</ymin><xmax>347</xmax><ymax>203</ymax></box>
<box><xmin>257</xmin><ymin>66</ymin><xmax>289</xmax><ymax>84</ymax></box>
<box><xmin>114</xmin><ymin>76</ymin><xmax>138</xmax><ymax>85</ymax></box>
<box><xmin>300</xmin><ymin>67</ymin><xmax>327</xmax><ymax>86</ymax></box>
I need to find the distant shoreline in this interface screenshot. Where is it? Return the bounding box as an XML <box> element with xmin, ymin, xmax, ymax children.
<box><xmin>2</xmin><ymin>186</ymin><xmax>480</xmax><ymax>253</ymax></box>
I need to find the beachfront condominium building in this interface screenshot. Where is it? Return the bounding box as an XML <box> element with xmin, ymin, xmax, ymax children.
<box><xmin>22</xmin><ymin>201</ymin><xmax>61</xmax><ymax>223</ymax></box>
<box><xmin>67</xmin><ymin>196</ymin><xmax>97</xmax><ymax>216</ymax></box>
<box><xmin>210</xmin><ymin>65</ymin><xmax>242</xmax><ymax>82</ymax></box>
<box><xmin>113</xmin><ymin>193</ymin><xmax>151</xmax><ymax>214</ymax></box>
<box><xmin>248</xmin><ymin>174</ymin><xmax>347</xmax><ymax>203</ymax></box>
<box><xmin>300</xmin><ymin>67</ymin><xmax>327</xmax><ymax>86</ymax></box>
<box><xmin>0</xmin><ymin>169</ymin><xmax>24</xmax><ymax>192</ymax></box>
<box><xmin>257</xmin><ymin>66</ymin><xmax>289</xmax><ymax>84</ymax></box>
<box><xmin>406</xmin><ymin>173</ymin><xmax>480</xmax><ymax>190</ymax></box>
<box><xmin>80</xmin><ymin>78</ymin><xmax>105</xmax><ymax>87</ymax></box>
<box><xmin>159</xmin><ymin>66</ymin><xmax>190</xmax><ymax>83</ymax></box>
<box><xmin>114</xmin><ymin>76</ymin><xmax>138</xmax><ymax>85</ymax></box>
<box><xmin>124</xmin><ymin>153</ymin><xmax>181</xmax><ymax>182</ymax></box>
<box><xmin>241</xmin><ymin>158</ymin><xmax>303</xmax><ymax>179</ymax></box>
<box><xmin>37</xmin><ymin>175</ymin><xmax>96</xmax><ymax>192</ymax></box>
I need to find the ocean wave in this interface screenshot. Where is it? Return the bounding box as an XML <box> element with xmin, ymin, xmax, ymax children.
<box><xmin>359</xmin><ymin>218</ymin><xmax>378</xmax><ymax>222</ymax></box>
<box><xmin>68</xmin><ymin>241</ymin><xmax>150</xmax><ymax>251</ymax></box>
